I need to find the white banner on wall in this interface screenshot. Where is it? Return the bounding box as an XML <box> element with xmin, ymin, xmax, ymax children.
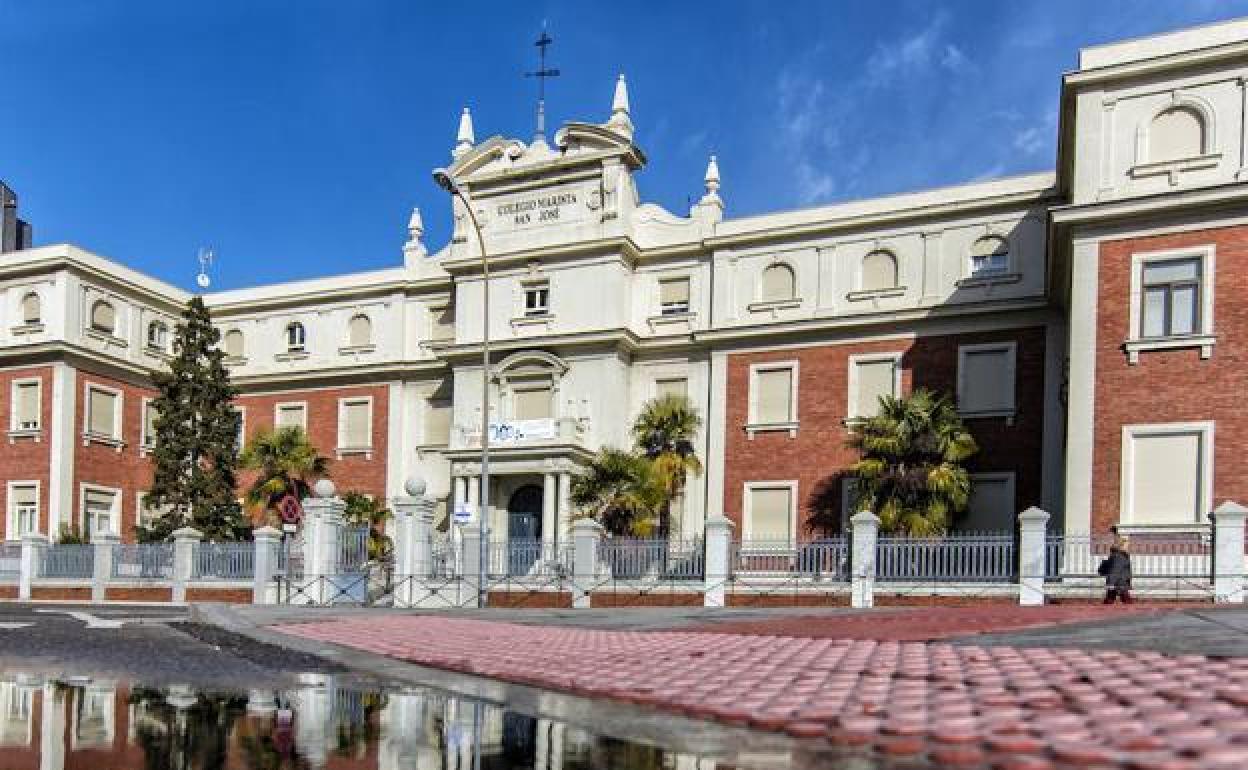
<box><xmin>488</xmin><ymin>419</ymin><xmax>557</xmax><ymax>444</ymax></box>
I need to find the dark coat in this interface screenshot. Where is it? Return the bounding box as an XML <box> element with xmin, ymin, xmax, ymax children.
<box><xmin>1104</xmin><ymin>546</ymin><xmax>1132</xmax><ymax>589</ymax></box>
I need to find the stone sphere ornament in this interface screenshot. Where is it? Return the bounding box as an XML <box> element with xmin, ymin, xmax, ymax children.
<box><xmin>405</xmin><ymin>477</ymin><xmax>427</xmax><ymax>497</ymax></box>
<box><xmin>313</xmin><ymin>479</ymin><xmax>336</xmax><ymax>499</ymax></box>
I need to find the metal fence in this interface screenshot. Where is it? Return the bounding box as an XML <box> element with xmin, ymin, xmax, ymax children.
<box><xmin>192</xmin><ymin>542</ymin><xmax>255</xmax><ymax>580</ymax></box>
<box><xmin>731</xmin><ymin>538</ymin><xmax>849</xmax><ymax>578</ymax></box>
<box><xmin>0</xmin><ymin>543</ymin><xmax>19</xmax><ymax>581</ymax></box>
<box><xmin>277</xmin><ymin>534</ymin><xmax>304</xmax><ymax>581</ymax></box>
<box><xmin>1046</xmin><ymin>533</ymin><xmax>1211</xmax><ymax>581</ymax></box>
<box><xmin>598</xmin><ymin>538</ymin><xmax>704</xmax><ymax>580</ymax></box>
<box><xmin>876</xmin><ymin>533</ymin><xmax>1016</xmax><ymax>583</ymax></box>
<box><xmin>39</xmin><ymin>544</ymin><xmax>94</xmax><ymax>579</ymax></box>
<box><xmin>485</xmin><ymin>538</ymin><xmax>573</xmax><ymax>578</ymax></box>
<box><xmin>339</xmin><ymin>526</ymin><xmax>370</xmax><ymax>572</ymax></box>
<box><xmin>111</xmin><ymin>543</ymin><xmax>174</xmax><ymax>579</ymax></box>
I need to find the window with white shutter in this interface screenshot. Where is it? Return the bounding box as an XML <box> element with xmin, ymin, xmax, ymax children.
<box><xmin>861</xmin><ymin>250</ymin><xmax>899</xmax><ymax>291</ymax></box>
<box><xmin>222</xmin><ymin>329</ymin><xmax>245</xmax><ymax>359</ymax></box>
<box><xmin>8</xmin><ymin>484</ymin><xmax>38</xmax><ymax>537</ymax></box>
<box><xmin>90</xmin><ymin>301</ymin><xmax>116</xmax><ymax>334</ymax></box>
<box><xmin>759</xmin><ymin>264</ymin><xmax>796</xmax><ymax>302</ymax></box>
<box><xmin>513</xmin><ymin>387</ymin><xmax>552</xmax><ymax>420</ymax></box>
<box><xmin>339</xmin><ymin>399</ymin><xmax>371</xmax><ymax>450</ymax></box>
<box><xmin>11</xmin><ymin>381</ymin><xmax>40</xmax><ymax>432</ymax></box>
<box><xmin>86</xmin><ymin>387</ymin><xmax>119</xmax><ymax>438</ymax></box>
<box><xmin>659</xmin><ymin>278</ymin><xmax>690</xmax><ymax>315</ymax></box>
<box><xmin>751</xmin><ymin>366</ymin><xmax>795</xmax><ymax>425</ymax></box>
<box><xmin>747</xmin><ymin>485</ymin><xmax>794</xmax><ymax>543</ymax></box>
<box><xmin>20</xmin><ymin>293</ymin><xmax>40</xmax><ymax>325</ymax></box>
<box><xmin>275</xmin><ymin>403</ymin><xmax>307</xmax><ymax>431</ymax></box>
<box><xmin>347</xmin><ymin>315</ymin><xmax>372</xmax><ymax>348</ymax></box>
<box><xmin>655</xmin><ymin>378</ymin><xmax>687</xmax><ymax>401</ymax></box>
<box><xmin>1123</xmin><ymin>424</ymin><xmax>1211</xmax><ymax>527</ymax></box>
<box><xmin>82</xmin><ymin>488</ymin><xmax>117</xmax><ymax>539</ymax></box>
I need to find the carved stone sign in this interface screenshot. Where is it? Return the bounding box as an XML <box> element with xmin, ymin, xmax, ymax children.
<box><xmin>491</xmin><ymin>185</ymin><xmax>587</xmax><ymax>229</ymax></box>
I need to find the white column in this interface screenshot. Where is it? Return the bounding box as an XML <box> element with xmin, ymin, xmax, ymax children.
<box><xmin>1063</xmin><ymin>240</ymin><xmax>1100</xmax><ymax>536</ymax></box>
<box><xmin>453</xmin><ymin>476</ymin><xmax>467</xmax><ymax>508</ymax></box>
<box><xmin>252</xmin><ymin>526</ymin><xmax>281</xmax><ymax>604</ymax></box>
<box><xmin>1212</xmin><ymin>501</ymin><xmax>1248</xmax><ymax>604</ymax></box>
<box><xmin>170</xmin><ymin>527</ymin><xmax>202</xmax><ymax>604</ymax></box>
<box><xmin>460</xmin><ymin>524</ymin><xmax>482</xmax><ymax>608</ymax></box>
<box><xmin>1238</xmin><ymin>76</ymin><xmax>1248</xmax><ymax>180</ymax></box>
<box><xmin>393</xmin><ymin>478</ymin><xmax>437</xmax><ymax>607</ymax></box>
<box><xmin>1018</xmin><ymin>507</ymin><xmax>1050</xmax><ymax>607</ymax></box>
<box><xmin>47</xmin><ymin>363</ymin><xmax>76</xmax><ymax>538</ymax></box>
<box><xmin>850</xmin><ymin>511</ymin><xmax>879</xmax><ymax>609</ymax></box>
<box><xmin>702</xmin><ymin>515</ymin><xmax>734</xmax><ymax>608</ymax></box>
<box><xmin>557</xmin><ymin>472</ymin><xmax>571</xmax><ymax>539</ymax></box>
<box><xmin>467</xmin><ymin>475</ymin><xmax>479</xmax><ymax>516</ymax></box>
<box><xmin>571</xmin><ymin>518</ymin><xmax>603</xmax><ymax>609</ymax></box>
<box><xmin>541</xmin><ymin>473</ymin><xmax>557</xmax><ymax>549</ymax></box>
<box><xmin>301</xmin><ymin>480</ymin><xmax>346</xmax><ymax>604</ymax></box>
<box><xmin>90</xmin><ymin>532</ymin><xmax>118</xmax><ymax>603</ymax></box>
<box><xmin>40</xmin><ymin>682</ymin><xmax>65</xmax><ymax>770</ymax></box>
<box><xmin>19</xmin><ymin>533</ymin><xmax>48</xmax><ymax>600</ymax></box>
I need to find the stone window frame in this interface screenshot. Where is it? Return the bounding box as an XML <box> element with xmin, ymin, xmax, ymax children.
<box><xmin>521</xmin><ymin>278</ymin><xmax>551</xmax><ymax>318</ymax></box>
<box><xmin>8</xmin><ymin>376</ymin><xmax>42</xmax><ymax>440</ymax></box>
<box><xmin>1124</xmin><ymin>243</ymin><xmax>1216</xmax><ymax>364</ymax></box>
<box><xmin>274</xmin><ymin>401</ymin><xmax>309</xmax><ymax>432</ymax></box>
<box><xmin>955</xmin><ymin>341</ymin><xmax>1017</xmax><ymax>421</ymax></box>
<box><xmin>233</xmin><ymin>405</ymin><xmax>247</xmax><ymax>450</ymax></box>
<box><xmin>70</xmin><ymin>684</ymin><xmax>116</xmax><ymax>749</ymax></box>
<box><xmin>749</xmin><ymin>260</ymin><xmax>801</xmax><ymax>313</ymax></box>
<box><xmin>77</xmin><ymin>483</ymin><xmax>122</xmax><ymax>541</ymax></box>
<box><xmin>284</xmin><ymin>321</ymin><xmax>307</xmax><ymax>352</ymax></box>
<box><xmin>221</xmin><ymin>328</ymin><xmax>247</xmax><ymax>364</ymax></box>
<box><xmin>6</xmin><ymin>480</ymin><xmax>40</xmax><ymax>539</ymax></box>
<box><xmin>846</xmin><ymin>352</ymin><xmax>904</xmax><ymax>422</ymax></box>
<box><xmin>847</xmin><ymin>248</ymin><xmax>907</xmax><ymax>302</ymax></box>
<box><xmin>145</xmin><ymin>320</ymin><xmax>170</xmax><ymax>353</ymax></box>
<box><xmin>336</xmin><ymin>395</ymin><xmax>374</xmax><ymax>458</ymax></box>
<box><xmin>1119</xmin><ymin>420</ymin><xmax>1214</xmax><ymax>533</ymax></box>
<box><xmin>742</xmin><ymin>480</ymin><xmax>799</xmax><ymax>545</ymax></box>
<box><xmin>341</xmin><ymin>313</ymin><xmax>376</xmax><ymax>354</ymax></box>
<box><xmin>16</xmin><ymin>290</ymin><xmax>43</xmax><ymax>332</ymax></box>
<box><xmin>746</xmin><ymin>360</ymin><xmax>800</xmax><ymax>438</ymax></box>
<box><xmin>657</xmin><ymin>275</ymin><xmax>692</xmax><ymax>316</ymax></box>
<box><xmin>1130</xmin><ymin>92</ymin><xmax>1221</xmax><ymax>186</ymax></box>
<box><xmin>81</xmin><ymin>382</ymin><xmax>125</xmax><ymax>450</ymax></box>
<box><xmin>139</xmin><ymin>397</ymin><xmax>158</xmax><ymax>456</ymax></box>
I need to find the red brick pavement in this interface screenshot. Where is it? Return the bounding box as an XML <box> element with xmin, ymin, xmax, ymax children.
<box><xmin>278</xmin><ymin>615</ymin><xmax>1248</xmax><ymax>769</ymax></box>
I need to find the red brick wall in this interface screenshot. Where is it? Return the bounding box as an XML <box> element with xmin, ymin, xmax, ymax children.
<box><xmin>72</xmin><ymin>370</ymin><xmax>157</xmax><ymax>541</ymax></box>
<box><xmin>722</xmin><ymin>327</ymin><xmax>1047</xmax><ymax>535</ymax></box>
<box><xmin>236</xmin><ymin>385</ymin><xmax>390</xmax><ymax>518</ymax></box>
<box><xmin>0</xmin><ymin>365</ymin><xmax>54</xmax><ymax>538</ymax></box>
<box><xmin>1091</xmin><ymin>225</ymin><xmax>1248</xmax><ymax>533</ymax></box>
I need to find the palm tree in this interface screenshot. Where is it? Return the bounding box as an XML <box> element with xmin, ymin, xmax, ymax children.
<box><xmin>570</xmin><ymin>448</ymin><xmax>664</xmax><ymax>536</ymax></box>
<box><xmin>239</xmin><ymin>426</ymin><xmax>331</xmax><ymax>519</ymax></box>
<box><xmin>632</xmin><ymin>394</ymin><xmax>703</xmax><ymax>539</ymax></box>
<box><xmin>343</xmin><ymin>491</ymin><xmax>393</xmax><ymax>561</ymax></box>
<box><xmin>849</xmin><ymin>388</ymin><xmax>978</xmax><ymax>535</ymax></box>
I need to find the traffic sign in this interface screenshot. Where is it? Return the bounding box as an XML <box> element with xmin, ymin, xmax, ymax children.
<box><xmin>452</xmin><ymin>503</ymin><xmax>474</xmax><ymax>525</ymax></box>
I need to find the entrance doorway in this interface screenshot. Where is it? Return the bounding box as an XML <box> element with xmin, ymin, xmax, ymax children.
<box><xmin>507</xmin><ymin>484</ymin><xmax>543</xmax><ymax>575</ymax></box>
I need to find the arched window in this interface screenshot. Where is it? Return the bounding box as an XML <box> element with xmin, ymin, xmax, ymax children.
<box><xmin>861</xmin><ymin>250</ymin><xmax>899</xmax><ymax>291</ymax></box>
<box><xmin>759</xmin><ymin>263</ymin><xmax>796</xmax><ymax>302</ymax></box>
<box><xmin>1151</xmin><ymin>107</ymin><xmax>1205</xmax><ymax>163</ymax></box>
<box><xmin>20</xmin><ymin>292</ymin><xmax>40</xmax><ymax>325</ymax></box>
<box><xmin>970</xmin><ymin>236</ymin><xmax>1010</xmax><ymax>276</ymax></box>
<box><xmin>147</xmin><ymin>321</ymin><xmax>168</xmax><ymax>350</ymax></box>
<box><xmin>222</xmin><ymin>329</ymin><xmax>244</xmax><ymax>358</ymax></box>
<box><xmin>347</xmin><ymin>314</ymin><xmax>372</xmax><ymax>347</ymax></box>
<box><xmin>285</xmin><ymin>322</ymin><xmax>306</xmax><ymax>351</ymax></box>
<box><xmin>90</xmin><ymin>300</ymin><xmax>116</xmax><ymax>334</ymax></box>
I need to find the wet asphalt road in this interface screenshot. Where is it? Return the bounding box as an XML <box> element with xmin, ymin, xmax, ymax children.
<box><xmin>0</xmin><ymin>603</ymin><xmax>352</xmax><ymax>691</ymax></box>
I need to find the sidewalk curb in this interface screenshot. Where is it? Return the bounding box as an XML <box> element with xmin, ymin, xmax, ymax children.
<box><xmin>187</xmin><ymin>603</ymin><xmax>804</xmax><ymax>761</ymax></box>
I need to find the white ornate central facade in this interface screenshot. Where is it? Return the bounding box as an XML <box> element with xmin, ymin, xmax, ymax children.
<box><xmin>4</xmin><ymin>18</ymin><xmax>1248</xmax><ymax>545</ymax></box>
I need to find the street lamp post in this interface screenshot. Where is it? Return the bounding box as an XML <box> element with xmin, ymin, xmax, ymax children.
<box><xmin>433</xmin><ymin>168</ymin><xmax>491</xmax><ymax>608</ymax></box>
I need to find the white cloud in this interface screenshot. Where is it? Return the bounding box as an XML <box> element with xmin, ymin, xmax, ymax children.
<box><xmin>864</xmin><ymin>13</ymin><xmax>973</xmax><ymax>87</ymax></box>
<box><xmin>1013</xmin><ymin>126</ymin><xmax>1045</xmax><ymax>156</ymax></box>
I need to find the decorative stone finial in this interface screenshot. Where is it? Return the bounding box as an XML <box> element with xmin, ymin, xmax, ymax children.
<box><xmin>607</xmin><ymin>74</ymin><xmax>633</xmax><ymax>137</ymax></box>
<box><xmin>404</xmin><ymin>206</ymin><xmax>427</xmax><ymax>264</ymax></box>
<box><xmin>453</xmin><ymin>107</ymin><xmax>475</xmax><ymax>158</ymax></box>
<box><xmin>313</xmin><ymin>479</ymin><xmax>336</xmax><ymax>499</ymax></box>
<box><xmin>691</xmin><ymin>154</ymin><xmax>724</xmax><ymax>223</ymax></box>
<box><xmin>404</xmin><ymin>477</ymin><xmax>427</xmax><ymax>497</ymax></box>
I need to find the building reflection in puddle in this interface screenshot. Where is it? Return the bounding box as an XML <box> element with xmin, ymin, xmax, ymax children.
<box><xmin>0</xmin><ymin>674</ymin><xmax>727</xmax><ymax>769</ymax></box>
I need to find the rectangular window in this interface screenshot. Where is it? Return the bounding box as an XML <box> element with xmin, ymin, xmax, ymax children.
<box><xmin>957</xmin><ymin>343</ymin><xmax>1016</xmax><ymax>416</ymax></box>
<box><xmin>523</xmin><ymin>283</ymin><xmax>550</xmax><ymax>317</ymax></box>
<box><xmin>141</xmin><ymin>400</ymin><xmax>158</xmax><ymax>448</ymax></box>
<box><xmin>339</xmin><ymin>398</ymin><xmax>372</xmax><ymax>450</ymax></box>
<box><xmin>7</xmin><ymin>483</ymin><xmax>38</xmax><ymax>538</ymax></box>
<box><xmin>962</xmin><ymin>473</ymin><xmax>1015</xmax><ymax>532</ymax></box>
<box><xmin>86</xmin><ymin>387</ymin><xmax>119</xmax><ymax>438</ymax></box>
<box><xmin>659</xmin><ymin>277</ymin><xmax>690</xmax><ymax>315</ymax></box>
<box><xmin>655</xmin><ymin>378</ymin><xmax>687</xmax><ymax>401</ymax></box>
<box><xmin>1141</xmin><ymin>258</ymin><xmax>1200</xmax><ymax>338</ymax></box>
<box><xmin>751</xmin><ymin>365</ymin><xmax>796</xmax><ymax>425</ymax></box>
<box><xmin>275</xmin><ymin>403</ymin><xmax>307</xmax><ymax>431</ymax></box>
<box><xmin>425</xmin><ymin>400</ymin><xmax>452</xmax><ymax>445</ymax></box>
<box><xmin>1122</xmin><ymin>423</ymin><xmax>1212</xmax><ymax>527</ymax></box>
<box><xmin>233</xmin><ymin>406</ymin><xmax>246</xmax><ymax>449</ymax></box>
<box><xmin>73</xmin><ymin>688</ymin><xmax>115</xmax><ymax>748</ymax></box>
<box><xmin>82</xmin><ymin>488</ymin><xmax>118</xmax><ymax>539</ymax></box>
<box><xmin>513</xmin><ymin>387</ymin><xmax>552</xmax><ymax>420</ymax></box>
<box><xmin>746</xmin><ymin>485</ymin><xmax>795</xmax><ymax>542</ymax></box>
<box><xmin>849</xmin><ymin>355</ymin><xmax>901</xmax><ymax>418</ymax></box>
<box><xmin>11</xmin><ymin>380</ymin><xmax>40</xmax><ymax>432</ymax></box>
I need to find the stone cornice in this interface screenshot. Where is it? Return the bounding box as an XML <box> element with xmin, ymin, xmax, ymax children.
<box><xmin>1049</xmin><ymin>183</ymin><xmax>1248</xmax><ymax>230</ymax></box>
<box><xmin>1065</xmin><ymin>40</ymin><xmax>1248</xmax><ymax>88</ymax></box>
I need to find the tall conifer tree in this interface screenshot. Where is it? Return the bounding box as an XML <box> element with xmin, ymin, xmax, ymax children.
<box><xmin>137</xmin><ymin>297</ymin><xmax>249</xmax><ymax>542</ymax></box>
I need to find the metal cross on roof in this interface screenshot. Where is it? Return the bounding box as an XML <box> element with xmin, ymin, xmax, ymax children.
<box><xmin>525</xmin><ymin>23</ymin><xmax>560</xmax><ymax>143</ymax></box>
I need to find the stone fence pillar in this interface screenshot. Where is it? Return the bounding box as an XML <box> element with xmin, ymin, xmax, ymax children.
<box><xmin>19</xmin><ymin>533</ymin><xmax>47</xmax><ymax>600</ymax></box>
<box><xmin>1212</xmin><ymin>501</ymin><xmax>1248</xmax><ymax>604</ymax></box>
<box><xmin>703</xmin><ymin>515</ymin><xmax>735</xmax><ymax>608</ymax></box>
<box><xmin>252</xmin><ymin>526</ymin><xmax>282</xmax><ymax>604</ymax></box>
<box><xmin>301</xmin><ymin>480</ymin><xmax>346</xmax><ymax>604</ymax></box>
<box><xmin>91</xmin><ymin>532</ymin><xmax>120</xmax><ymax>603</ymax></box>
<box><xmin>571</xmin><ymin>519</ymin><xmax>604</xmax><ymax>609</ymax></box>
<box><xmin>1018</xmin><ymin>507</ymin><xmax>1050</xmax><ymax>607</ymax></box>
<box><xmin>459</xmin><ymin>524</ymin><xmax>483</xmax><ymax>609</ymax></box>
<box><xmin>171</xmin><ymin>527</ymin><xmax>202</xmax><ymax>604</ymax></box>
<box><xmin>850</xmin><ymin>511</ymin><xmax>880</xmax><ymax>609</ymax></box>
<box><xmin>393</xmin><ymin>478</ymin><xmax>437</xmax><ymax>608</ymax></box>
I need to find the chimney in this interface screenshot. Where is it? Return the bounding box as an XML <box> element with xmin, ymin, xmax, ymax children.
<box><xmin>1</xmin><ymin>182</ymin><xmax>32</xmax><ymax>253</ymax></box>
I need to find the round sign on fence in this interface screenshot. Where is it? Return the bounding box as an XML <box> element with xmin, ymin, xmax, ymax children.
<box><xmin>278</xmin><ymin>494</ymin><xmax>302</xmax><ymax>524</ymax></box>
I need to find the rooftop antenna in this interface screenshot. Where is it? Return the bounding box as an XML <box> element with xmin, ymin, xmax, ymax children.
<box><xmin>525</xmin><ymin>21</ymin><xmax>560</xmax><ymax>144</ymax></box>
<box><xmin>196</xmin><ymin>247</ymin><xmax>214</xmax><ymax>289</ymax></box>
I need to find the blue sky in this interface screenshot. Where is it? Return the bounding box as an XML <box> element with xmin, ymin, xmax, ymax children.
<box><xmin>5</xmin><ymin>1</ymin><xmax>1248</xmax><ymax>290</ymax></box>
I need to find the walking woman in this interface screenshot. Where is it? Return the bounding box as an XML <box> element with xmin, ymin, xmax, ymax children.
<box><xmin>1101</xmin><ymin>525</ymin><xmax>1133</xmax><ymax>604</ymax></box>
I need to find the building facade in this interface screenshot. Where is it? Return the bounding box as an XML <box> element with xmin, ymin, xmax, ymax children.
<box><xmin>2</xmin><ymin>19</ymin><xmax>1247</xmax><ymax>545</ymax></box>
